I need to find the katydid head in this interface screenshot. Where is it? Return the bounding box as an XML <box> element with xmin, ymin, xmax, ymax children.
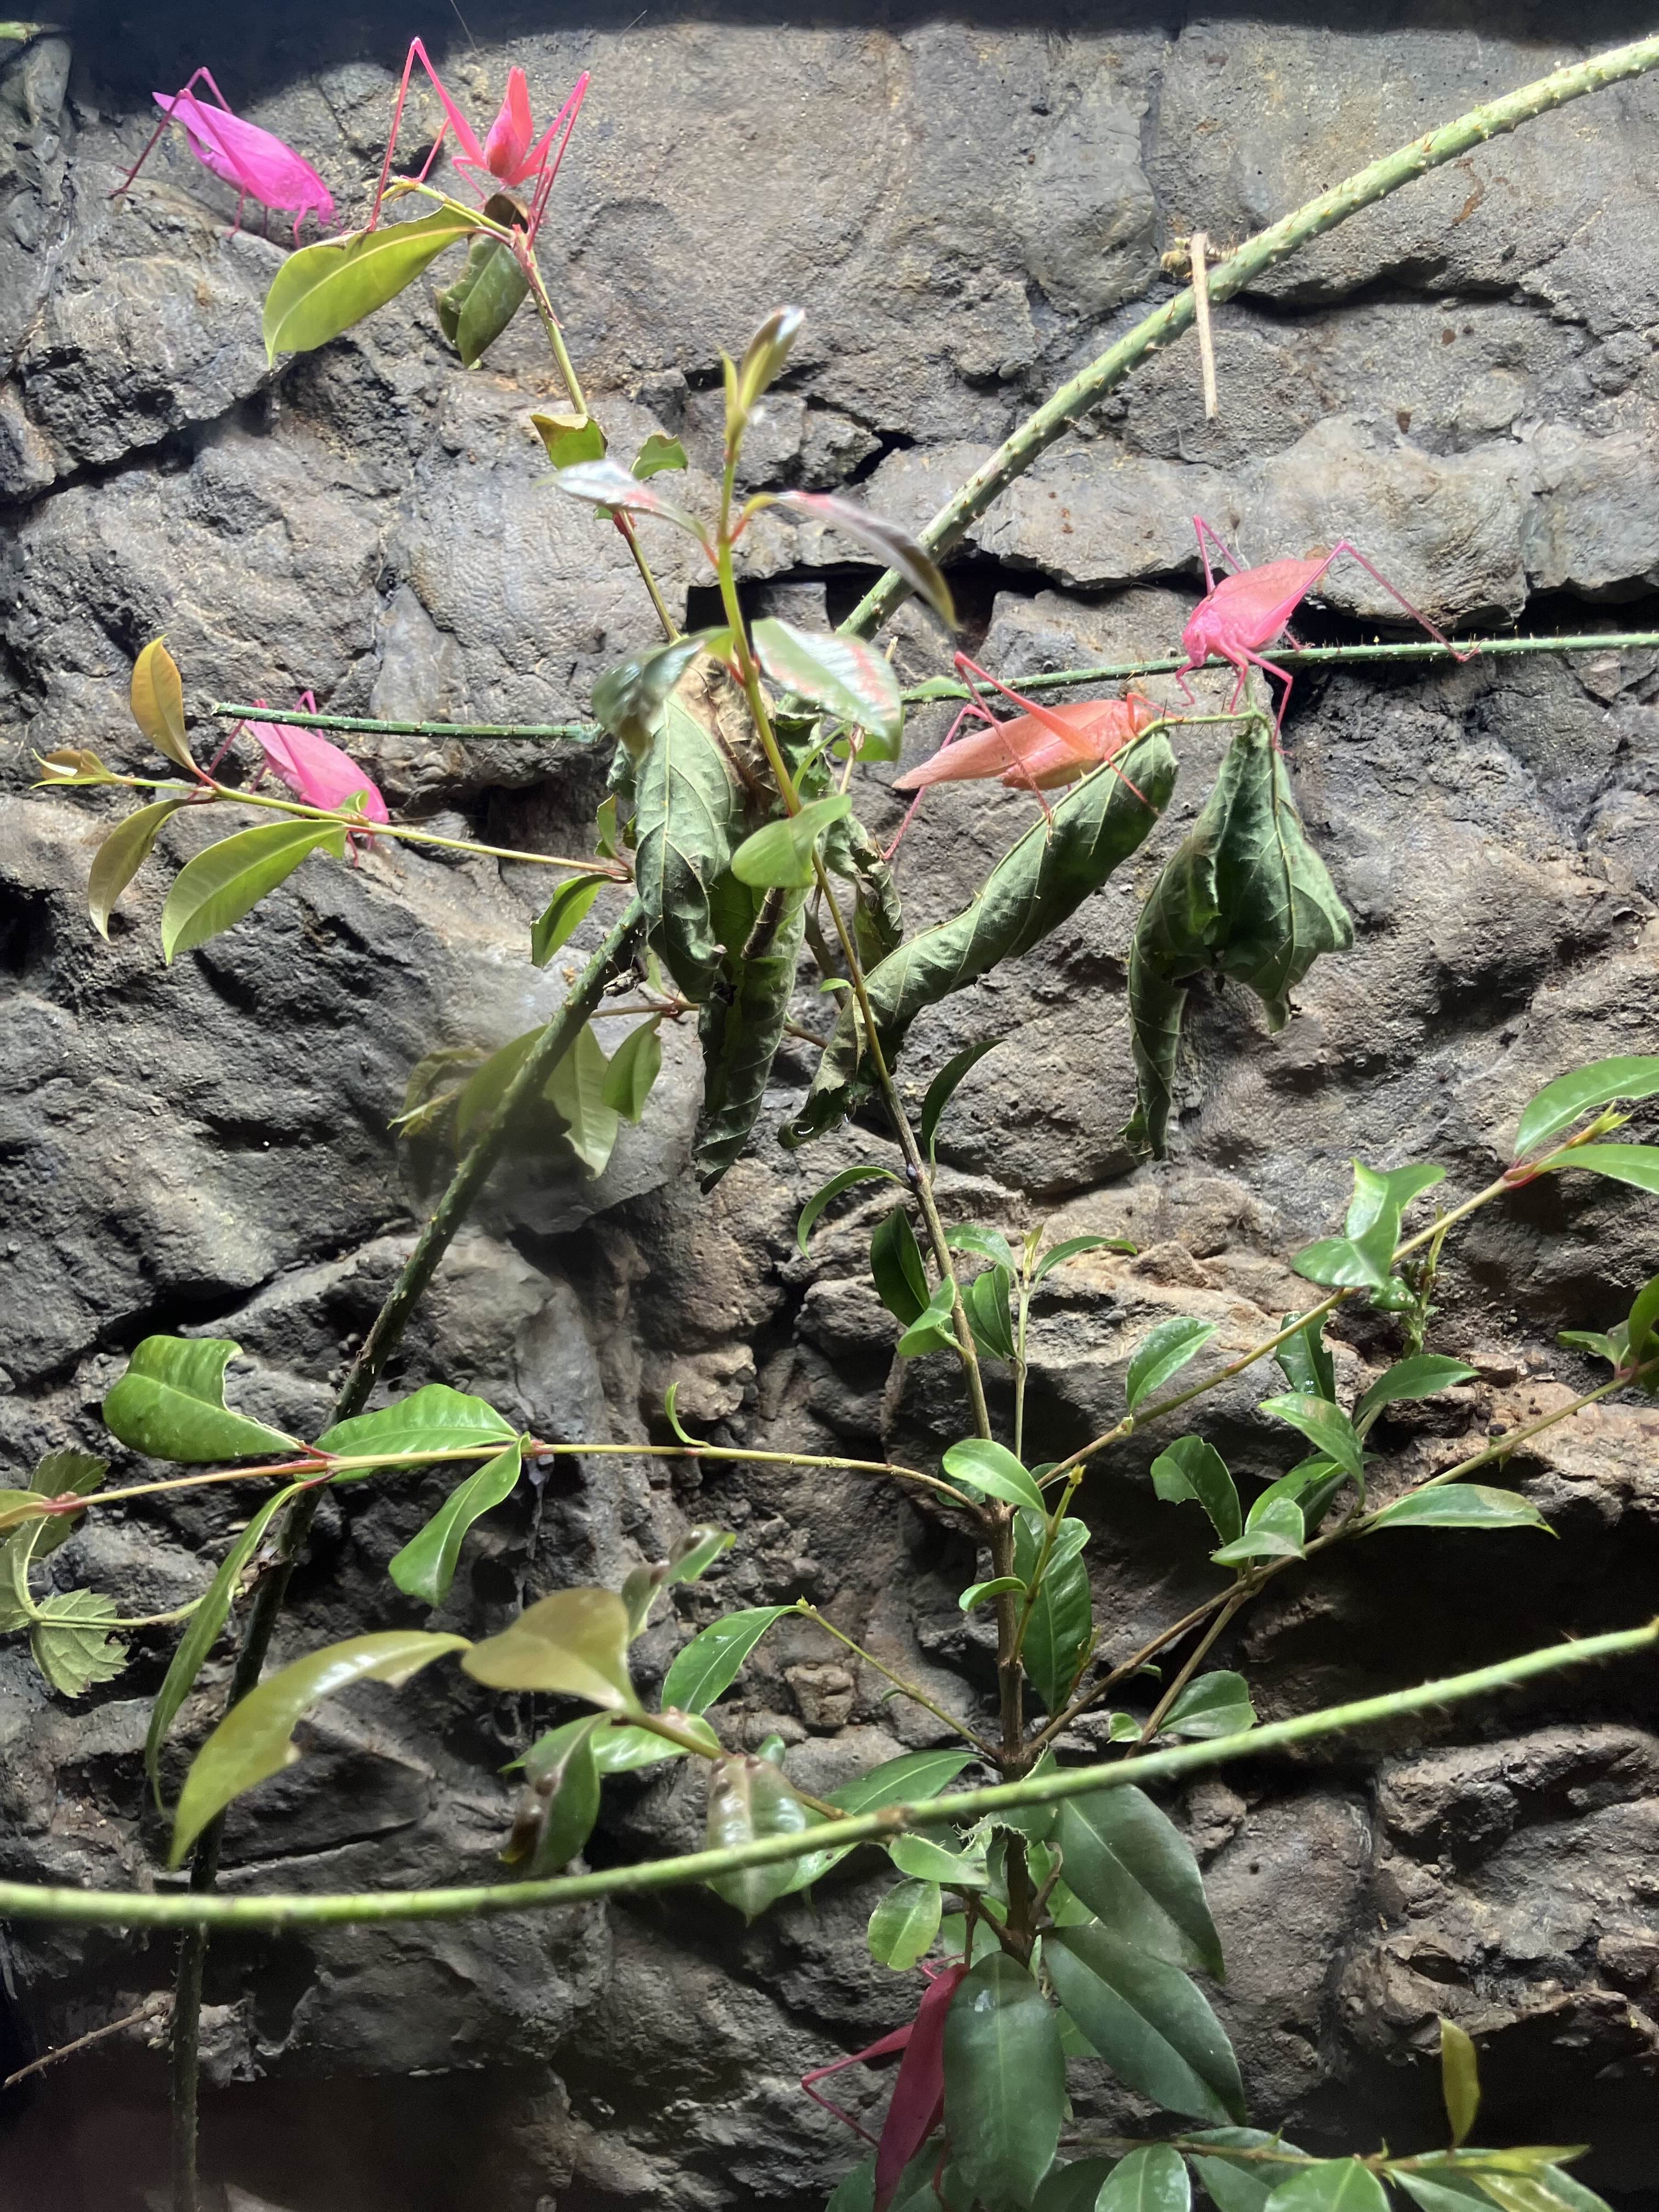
<box><xmin>483</xmin><ymin>67</ymin><xmax>535</xmax><ymax>181</ymax></box>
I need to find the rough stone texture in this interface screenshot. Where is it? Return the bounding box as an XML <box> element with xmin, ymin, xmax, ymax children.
<box><xmin>2</xmin><ymin>7</ymin><xmax>1659</xmax><ymax>2210</ymax></box>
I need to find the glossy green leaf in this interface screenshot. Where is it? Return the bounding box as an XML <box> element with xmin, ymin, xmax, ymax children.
<box><xmin>551</xmin><ymin>456</ymin><xmax>707</xmax><ymax>539</ymax></box>
<box><xmin>778</xmin><ymin>1747</ymin><xmax>973</xmax><ymax>1897</ymax></box>
<box><xmin>523</xmin><ymin>1709</ymin><xmax>720</xmax><ymax>1783</ymax></box>
<box><xmin>462</xmin><ymin>1588</ymin><xmax>639</xmax><ymax>1708</ymax></box>
<box><xmin>546</xmin><ymin>1022</ymin><xmax>622</xmax><ymax>1177</ymax></box>
<box><xmin>662</xmin><ymin>1604</ymin><xmax>791</xmax><ymax>1714</ymax></box>
<box><xmin>1034</xmin><ymin>1233</ymin><xmax>1136</xmax><ymax>1284</ymax></box>
<box><xmin>787</xmin><ymin>733</ymin><xmax>1176</xmax><ymax>1144</ymax></box>
<box><xmin>921</xmin><ymin>1039</ymin><xmax>1005</xmax><ymax>1162</ymax></box>
<box><xmin>531</xmin><ymin>875</ymin><xmax>603</xmax><ymax>967</ymax></box>
<box><xmin>388</xmin><ymin>1440</ymin><xmax>524</xmax><ymax>1607</ymax></box>
<box><xmin>941</xmin><ymin>1438</ymin><xmax>1047</xmax><ymax>1516</ymax></box>
<box><xmin>265</xmin><ymin>207</ymin><xmax>480</xmax><ymax>360</ymax></box>
<box><xmin>104</xmin><ymin>1337</ymin><xmax>299</xmax><ymax>1464</ymax></box>
<box><xmin>871</xmin><ymin>1206</ymin><xmax>931</xmax><ymax>1326</ymax></box>
<box><xmin>1127</xmin><ymin>1318</ymin><xmax>1216</xmax><ymax>1412</ymax></box>
<box><xmin>868</xmin><ymin>1877</ymin><xmax>943</xmax><ymax>1970</ymax></box>
<box><xmin>1056</xmin><ymin>1783</ymin><xmax>1223</xmax><ymax>1977</ymax></box>
<box><xmin>30</xmin><ymin>1591</ymin><xmax>126</xmax><ymax>1697</ymax></box>
<box><xmin>1276</xmin><ymin>1312</ymin><xmax>1336</xmax><ymax>1402</ymax></box>
<box><xmin>129</xmin><ymin>637</ymin><xmax>193</xmax><ymax>772</ymax></box>
<box><xmin>798</xmin><ymin>1165</ymin><xmax>903</xmax><ymax>1252</ymax></box>
<box><xmin>1259</xmin><ymin>1393</ymin><xmax>1363</xmax><ymax>1480</ymax></box>
<box><xmin>1441</xmin><ymin>2017</ymin><xmax>1481</xmax><ymax>2147</ymax></box>
<box><xmin>960</xmin><ymin>1575</ymin><xmax>1026</xmax><ymax>1612</ymax></box>
<box><xmin>732</xmin><ymin>794</ymin><xmax>852</xmax><ymax>889</ymax></box>
<box><xmin>1125</xmin><ymin>721</ymin><xmax>1352</xmax><ymax>1158</ymax></box>
<box><xmin>1184</xmin><ymin>2129</ymin><xmax>1310</xmax><ymax>2212</ymax></box>
<box><xmin>601</xmin><ymin>1018</ymin><xmax>663</xmax><ymax>1124</ymax></box>
<box><xmin>1290</xmin><ymin>1233</ymin><xmax>1394</xmax><ymax>1293</ymax></box>
<box><xmin>667</xmin><ymin>1526</ymin><xmax>736</xmax><ymax>1587</ymax></box>
<box><xmin>1013</xmin><ymin>1508</ymin><xmax>1092</xmax><ymax>1716</ymax></box>
<box><xmin>948</xmin><ymin>1224</ymin><xmax>1017</xmax><ymax>1272</ymax></box>
<box><xmin>161</xmin><ymin>818</ymin><xmax>346</xmax><ymax>964</ymax></box>
<box><xmin>1033</xmin><ymin>2160</ymin><xmax>1120</xmax><ymax>2212</ymax></box>
<box><xmin>635</xmin><ymin>687</ymin><xmax>746</xmax><ymax>999</ymax></box>
<box><xmin>532</xmin><ymin>409</ymin><xmax>607</xmax><ymax>469</ymax></box>
<box><xmin>942</xmin><ymin>1954</ymin><xmax>1066</xmax><ymax>2211</ymax></box>
<box><xmin>898</xmin><ymin>1277</ymin><xmax>960</xmax><ymax>1357</ymax></box>
<box><xmin>172</xmin><ymin>1629</ymin><xmax>467</xmax><ymax>1863</ymax></box>
<box><xmin>1551</xmin><ymin>1143</ymin><xmax>1659</xmax><ymax>1195</ymax></box>
<box><xmin>434</xmin><ymin>213</ymin><xmax>529</xmax><ymax>365</ymax></box>
<box><xmin>1161</xmin><ymin>1671</ymin><xmax>1256</xmax><ymax>1741</ymax></box>
<box><xmin>888</xmin><ymin>1833</ymin><xmax>989</xmax><ymax>1888</ymax></box>
<box><xmin>1150</xmin><ymin>1435</ymin><xmax>1242</xmax><ymax>1546</ymax></box>
<box><xmin>590</xmin><ymin>633</ymin><xmax>708</xmax><ymax>760</ymax></box>
<box><xmin>705</xmin><ymin>1752</ymin><xmax>813</xmax><ymax>1920</ymax></box>
<box><xmin>1514</xmin><ymin>1055</ymin><xmax>1659</xmax><ymax>1158</ymax></box>
<box><xmin>1355</xmin><ymin>1356</ymin><xmax>1477</xmax><ymax>1431</ymax></box>
<box><xmin>1047</xmin><ymin>1921</ymin><xmax>1244</xmax><ymax>2123</ymax></box>
<box><xmin>1348</xmin><ymin>1161</ymin><xmax>1446</xmax><ymax>1238</ymax></box>
<box><xmin>633</xmin><ymin>431</ymin><xmax>689</xmax><ymax>479</ymax></box>
<box><xmin>1210</xmin><ymin>1495</ymin><xmax>1305</xmax><ymax>1566</ymax></box>
<box><xmin>1365</xmin><ymin>1485</ymin><xmax>1549</xmax><ymax>1534</ymax></box>
<box><xmin>692</xmin><ymin>876</ymin><xmax>808</xmax><ymax>1189</ymax></box>
<box><xmin>1466</xmin><ymin>2166</ymin><xmax>1611</xmax><ymax>2212</ymax></box>
<box><xmin>315</xmin><ymin>1384</ymin><xmax>515</xmax><ymax>1475</ymax></box>
<box><xmin>753</xmin><ymin>619</ymin><xmax>904</xmax><ymax>749</ymax></box>
<box><xmin>1626</xmin><ymin>1271</ymin><xmax>1659</xmax><ymax>1373</ymax></box>
<box><xmin>1100</xmin><ymin>2145</ymin><xmax>1192</xmax><ymax>2212</ymax></box>
<box><xmin>1262</xmin><ymin>2161</ymin><xmax>1388</xmax><ymax>2212</ymax></box>
<box><xmin>89</xmin><ymin>798</ymin><xmax>186</xmax><ymax>939</ymax></box>
<box><xmin>966</xmin><ymin>1265</ymin><xmax>1017</xmax><ymax>1361</ymax></box>
<box><xmin>145</xmin><ymin>1481</ymin><xmax>307</xmax><ymax>1808</ymax></box>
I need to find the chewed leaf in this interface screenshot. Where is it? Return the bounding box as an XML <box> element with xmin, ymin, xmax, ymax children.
<box><xmin>1151</xmin><ymin>1436</ymin><xmax>1242</xmax><ymax>1547</ymax></box>
<box><xmin>532</xmin><ymin>410</ymin><xmax>606</xmax><ymax>468</ymax></box>
<box><xmin>264</xmin><ymin>207</ymin><xmax>482</xmax><ymax>360</ymax></box>
<box><xmin>130</xmin><ymin>639</ymin><xmax>193</xmax><ymax>772</ymax></box>
<box><xmin>161</xmin><ymin>819</ymin><xmax>347</xmax><ymax>964</ymax></box>
<box><xmin>633</xmin><ymin>431</ymin><xmax>689</xmax><ymax>479</ymax></box>
<box><xmin>103</xmin><ymin>1337</ymin><xmax>299</xmax><ymax>1464</ymax></box>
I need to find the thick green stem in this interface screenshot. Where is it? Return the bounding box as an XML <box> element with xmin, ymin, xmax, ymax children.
<box><xmin>842</xmin><ymin>32</ymin><xmax>1659</xmax><ymax>638</ymax></box>
<box><xmin>213</xmin><ymin>704</ymin><xmax>599</xmax><ymax>743</ymax></box>
<box><xmin>5</xmin><ymin>1620</ymin><xmax>1643</xmax><ymax>1932</ymax></box>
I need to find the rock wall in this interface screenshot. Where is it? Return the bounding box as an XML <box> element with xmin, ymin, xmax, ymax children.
<box><xmin>2</xmin><ymin>6</ymin><xmax>1658</xmax><ymax>2208</ymax></box>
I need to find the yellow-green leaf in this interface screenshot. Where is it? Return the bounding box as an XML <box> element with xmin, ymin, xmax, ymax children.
<box><xmin>161</xmin><ymin>819</ymin><xmax>347</xmax><ymax>963</ymax></box>
<box><xmin>462</xmin><ymin>1587</ymin><xmax>639</xmax><ymax>1709</ymax></box>
<box><xmin>130</xmin><ymin>638</ymin><xmax>193</xmax><ymax>772</ymax></box>
<box><xmin>264</xmin><ymin>207</ymin><xmax>482</xmax><ymax>362</ymax></box>
<box><xmin>89</xmin><ymin>798</ymin><xmax>186</xmax><ymax>939</ymax></box>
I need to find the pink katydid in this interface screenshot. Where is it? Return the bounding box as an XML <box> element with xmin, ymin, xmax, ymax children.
<box><xmin>369</xmin><ymin>41</ymin><xmax>590</xmax><ymax>247</ymax></box>
<box><xmin>1175</xmin><ymin>514</ymin><xmax>1474</xmax><ymax>730</ymax></box>
<box><xmin>110</xmin><ymin>69</ymin><xmax>335</xmax><ymax>245</ymax></box>
<box><xmin>802</xmin><ymin>1961</ymin><xmax>968</xmax><ymax>2210</ymax></box>
<box><xmin>240</xmin><ymin>695</ymin><xmax>388</xmax><ymax>856</ymax></box>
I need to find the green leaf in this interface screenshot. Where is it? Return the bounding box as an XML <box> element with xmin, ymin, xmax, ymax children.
<box><xmin>635</xmin><ymin>685</ymin><xmax>746</xmax><ymax>999</ymax></box>
<box><xmin>966</xmin><ymin>1265</ymin><xmax>1017</xmax><ymax>1361</ymax></box>
<box><xmin>871</xmin><ymin>1207</ymin><xmax>931</xmax><ymax>1327</ymax></box>
<box><xmin>1127</xmin><ymin>1318</ymin><xmax>1216</xmax><ymax>1412</ymax></box>
<box><xmin>941</xmin><ymin>1438</ymin><xmax>1047</xmax><ymax>1516</ymax></box>
<box><xmin>1161</xmin><ymin>1671</ymin><xmax>1256</xmax><ymax>1741</ymax></box>
<box><xmin>960</xmin><ymin>1576</ymin><xmax>1026</xmax><ymax>1612</ymax></box>
<box><xmin>827</xmin><ymin>2155</ymin><xmax>878</xmax><ymax>2212</ymax></box>
<box><xmin>732</xmin><ymin>794</ymin><xmax>853</xmax><ymax>889</ymax></box>
<box><xmin>778</xmin><ymin>1747</ymin><xmax>974</xmax><ymax>1896</ymax></box>
<box><xmin>546</xmin><ymin>1022</ymin><xmax>622</xmax><ymax>1177</ymax></box>
<box><xmin>315</xmin><ymin>1384</ymin><xmax>515</xmax><ymax>1476</ymax></box>
<box><xmin>1550</xmin><ymin>1143</ymin><xmax>1659</xmax><ymax>1195</ymax></box>
<box><xmin>1034</xmin><ymin>1234</ymin><xmax>1136</xmax><ymax>1284</ymax></box>
<box><xmin>172</xmin><ymin>1629</ymin><xmax>467</xmax><ymax>1863</ymax></box>
<box><xmin>1557</xmin><ymin>1328</ymin><xmax>1622</xmax><ymax>1367</ymax></box>
<box><xmin>25</xmin><ymin>1450</ymin><xmax>106</xmax><ymax>1560</ymax></box>
<box><xmin>731</xmin><ymin>304</ymin><xmax>804</xmax><ymax>420</ymax></box>
<box><xmin>1099</xmin><ymin>2146</ymin><xmax>1192</xmax><ymax>2212</ymax></box>
<box><xmin>462</xmin><ymin>1588</ymin><xmax>639</xmax><ymax>1708</ymax></box>
<box><xmin>88</xmin><ymin>798</ymin><xmax>186</xmax><ymax>939</ymax></box>
<box><xmin>948</xmin><ymin>1224</ymin><xmax>1017</xmax><ymax>1272</ymax></box>
<box><xmin>1210</xmin><ymin>1495</ymin><xmax>1305</xmax><ymax>1566</ymax></box>
<box><xmin>1355</xmin><ymin>1356</ymin><xmax>1477</xmax><ymax>1431</ymax></box>
<box><xmin>667</xmin><ymin>1525</ymin><xmax>735</xmax><ymax>1587</ymax></box>
<box><xmin>898</xmin><ymin>1277</ymin><xmax>959</xmax><ymax>1358</ymax></box>
<box><xmin>1125</xmin><ymin>721</ymin><xmax>1352</xmax><ymax>1158</ymax></box>
<box><xmin>786</xmin><ymin>733</ymin><xmax>1176</xmax><ymax>1146</ymax></box>
<box><xmin>1262</xmin><ymin>2162</ymin><xmax>1388</xmax><ymax>2212</ymax></box>
<box><xmin>264</xmin><ymin>206</ymin><xmax>481</xmax><ymax>360</ymax></box>
<box><xmin>1013</xmin><ymin>1509</ymin><xmax>1093</xmax><ymax>1716</ymax></box>
<box><xmin>30</xmin><ymin>1590</ymin><xmax>126</xmax><ymax>1698</ymax></box>
<box><xmin>1442</xmin><ymin>2017</ymin><xmax>1481</xmax><ymax>2148</ymax></box>
<box><xmin>1184</xmin><ymin>2130</ymin><xmax>1311</xmax><ymax>2212</ymax></box>
<box><xmin>551</xmin><ymin>457</ymin><xmax>708</xmax><ymax>540</ymax></box>
<box><xmin>531</xmin><ymin>875</ymin><xmax>603</xmax><ymax>967</ymax></box>
<box><xmin>145</xmin><ymin>1481</ymin><xmax>306</xmax><ymax>1808</ymax></box>
<box><xmin>590</xmin><ymin>634</ymin><xmax>708</xmax><ymax>760</ymax></box>
<box><xmin>633</xmin><ymin>431</ymin><xmax>689</xmax><ymax>479</ymax></box>
<box><xmin>532</xmin><ymin>410</ymin><xmax>607</xmax><ymax>469</ymax></box>
<box><xmin>921</xmin><ymin>1039</ymin><xmax>1005</xmax><ymax>1162</ymax></box>
<box><xmin>1347</xmin><ymin>1161</ymin><xmax>1446</xmax><ymax>1238</ymax></box>
<box><xmin>692</xmin><ymin>876</ymin><xmax>808</xmax><ymax>1189</ymax></box>
<box><xmin>868</xmin><ymin>1877</ymin><xmax>943</xmax><ymax>1970</ymax></box>
<box><xmin>1150</xmin><ymin>1435</ymin><xmax>1242</xmax><ymax>1546</ymax></box>
<box><xmin>1276</xmin><ymin>1312</ymin><xmax>1336</xmax><ymax>1402</ymax></box>
<box><xmin>704</xmin><ymin>1752</ymin><xmax>813</xmax><ymax>1920</ymax></box>
<box><xmin>434</xmin><ymin>210</ymin><xmax>529</xmax><ymax>365</ymax></box>
<box><xmin>1514</xmin><ymin>1054</ymin><xmax>1659</xmax><ymax>1157</ymax></box>
<box><xmin>1056</xmin><ymin>1783</ymin><xmax>1223</xmax><ymax>1977</ymax></box>
<box><xmin>797</xmin><ymin>1165</ymin><xmax>902</xmax><ymax>1252</ymax></box>
<box><xmin>388</xmin><ymin>1440</ymin><xmax>524</xmax><ymax>1607</ymax></box>
<box><xmin>1033</xmin><ymin>2160</ymin><xmax>1120</xmax><ymax>2212</ymax></box>
<box><xmin>1365</xmin><ymin>1485</ymin><xmax>1549</xmax><ymax>1535</ymax></box>
<box><xmin>161</xmin><ymin>819</ymin><xmax>346</xmax><ymax>964</ymax></box>
<box><xmin>941</xmin><ymin>1954</ymin><xmax>1066</xmax><ymax>2211</ymax></box>
<box><xmin>1290</xmin><ymin>1234</ymin><xmax>1393</xmax><ymax>1293</ymax></box>
<box><xmin>522</xmin><ymin>1710</ymin><xmax>720</xmax><ymax>1783</ymax></box>
<box><xmin>448</xmin><ymin>1026</ymin><xmax>537</xmax><ymax>1148</ymax></box>
<box><xmin>662</xmin><ymin>1604</ymin><xmax>791</xmax><ymax>1714</ymax></box>
<box><xmin>1393</xmin><ymin>2178</ymin><xmax>1493</xmax><ymax>2212</ymax></box>
<box><xmin>1047</xmin><ymin>1922</ymin><xmax>1244</xmax><ymax>2124</ymax></box>
<box><xmin>601</xmin><ymin>1018</ymin><xmax>663</xmax><ymax>1124</ymax></box>
<box><xmin>777</xmin><ymin>491</ymin><xmax>957</xmax><ymax>628</ymax></box>
<box><xmin>1465</xmin><ymin>2166</ymin><xmax>1612</xmax><ymax>2212</ymax></box>
<box><xmin>104</xmin><ymin>1337</ymin><xmax>299</xmax><ymax>1464</ymax></box>
<box><xmin>752</xmin><ymin>618</ymin><xmax>904</xmax><ymax>750</ymax></box>
<box><xmin>503</xmin><ymin>1712</ymin><xmax>602</xmax><ymax>1876</ymax></box>
<box><xmin>888</xmin><ymin>1833</ymin><xmax>989</xmax><ymax>1888</ymax></box>
<box><xmin>129</xmin><ymin>637</ymin><xmax>193</xmax><ymax>773</ymax></box>
<box><xmin>1259</xmin><ymin>1393</ymin><xmax>1363</xmax><ymax>1481</ymax></box>
<box><xmin>1626</xmin><ymin>1270</ymin><xmax>1659</xmax><ymax>1373</ymax></box>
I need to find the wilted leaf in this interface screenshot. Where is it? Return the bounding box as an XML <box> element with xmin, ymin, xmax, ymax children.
<box><xmin>130</xmin><ymin>639</ymin><xmax>193</xmax><ymax>772</ymax></box>
<box><xmin>822</xmin><ymin>809</ymin><xmax>904</xmax><ymax>961</ymax></box>
<box><xmin>264</xmin><ymin>207</ymin><xmax>482</xmax><ymax>361</ymax></box>
<box><xmin>35</xmin><ymin>747</ymin><xmax>117</xmax><ymax>785</ymax></box>
<box><xmin>161</xmin><ymin>819</ymin><xmax>346</xmax><ymax>964</ymax></box>
<box><xmin>662</xmin><ymin>1604</ymin><xmax>791</xmax><ymax>1714</ymax></box>
<box><xmin>464</xmin><ymin>1588</ymin><xmax>638</xmax><ymax>1708</ymax></box>
<box><xmin>704</xmin><ymin>1752</ymin><xmax>813</xmax><ymax>1920</ymax></box>
<box><xmin>103</xmin><ymin>1336</ymin><xmax>299</xmax><ymax>1464</ymax></box>
<box><xmin>389</xmin><ymin>1440</ymin><xmax>524</xmax><ymax>1607</ymax></box>
<box><xmin>590</xmin><ymin>634</ymin><xmax>709</xmax><ymax>760</ymax></box>
<box><xmin>88</xmin><ymin>798</ymin><xmax>187</xmax><ymax>939</ymax></box>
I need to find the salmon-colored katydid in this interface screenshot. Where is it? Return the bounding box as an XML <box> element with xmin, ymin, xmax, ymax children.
<box><xmin>369</xmin><ymin>40</ymin><xmax>589</xmax><ymax>245</ymax></box>
<box><xmin>801</xmin><ymin>1962</ymin><xmax>967</xmax><ymax>2210</ymax></box>
<box><xmin>1176</xmin><ymin>514</ymin><xmax>1473</xmax><ymax>729</ymax></box>
<box><xmin>110</xmin><ymin>69</ymin><xmax>335</xmax><ymax>245</ymax></box>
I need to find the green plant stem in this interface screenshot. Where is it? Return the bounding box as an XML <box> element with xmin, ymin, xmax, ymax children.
<box><xmin>194</xmin><ymin>777</ymin><xmax>621</xmax><ymax>877</ymax></box>
<box><xmin>613</xmin><ymin>512</ymin><xmax>681</xmax><ymax>644</ymax></box>
<box><xmin>165</xmin><ymin>903</ymin><xmax>645</xmax><ymax>2212</ymax></box>
<box><xmin>842</xmin><ymin>30</ymin><xmax>1659</xmax><ymax>638</ymax></box>
<box><xmin>795</xmin><ymin>1602</ymin><xmax>996</xmax><ymax>1756</ymax></box>
<box><xmin>213</xmin><ymin>704</ymin><xmax>600</xmax><ymax>743</ymax></box>
<box><xmin>8</xmin><ymin>1620</ymin><xmax>1646</xmax><ymax>1932</ymax></box>
<box><xmin>1135</xmin><ymin>1589</ymin><xmax>1248</xmax><ymax>1746</ymax></box>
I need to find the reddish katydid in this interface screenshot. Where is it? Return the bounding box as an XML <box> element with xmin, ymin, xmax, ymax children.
<box><xmin>1175</xmin><ymin>514</ymin><xmax>1473</xmax><ymax>729</ymax></box>
<box><xmin>369</xmin><ymin>41</ymin><xmax>589</xmax><ymax>246</ymax></box>
<box><xmin>802</xmin><ymin>1961</ymin><xmax>967</xmax><ymax>2211</ymax></box>
<box><xmin>110</xmin><ymin>69</ymin><xmax>335</xmax><ymax>245</ymax></box>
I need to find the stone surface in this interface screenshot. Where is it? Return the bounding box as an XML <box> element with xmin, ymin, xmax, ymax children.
<box><xmin>2</xmin><ymin>9</ymin><xmax>1658</xmax><ymax>2212</ymax></box>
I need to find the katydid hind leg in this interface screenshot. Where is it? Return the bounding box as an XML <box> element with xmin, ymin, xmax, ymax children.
<box><xmin>1327</xmin><ymin>540</ymin><xmax>1471</xmax><ymax>657</ymax></box>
